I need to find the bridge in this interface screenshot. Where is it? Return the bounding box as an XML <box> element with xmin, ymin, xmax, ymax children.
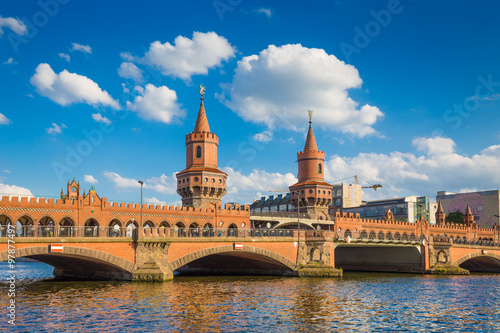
<box><xmin>2</xmin><ymin>206</ymin><xmax>500</xmax><ymax>280</ymax></box>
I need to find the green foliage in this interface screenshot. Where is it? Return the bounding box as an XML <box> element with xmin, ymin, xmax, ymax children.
<box><xmin>446</xmin><ymin>210</ymin><xmax>464</xmax><ymax>224</ymax></box>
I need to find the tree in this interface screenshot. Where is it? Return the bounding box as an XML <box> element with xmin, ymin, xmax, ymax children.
<box><xmin>446</xmin><ymin>210</ymin><xmax>464</xmax><ymax>224</ymax></box>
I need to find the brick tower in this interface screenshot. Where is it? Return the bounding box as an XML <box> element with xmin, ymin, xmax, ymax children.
<box><xmin>435</xmin><ymin>202</ymin><xmax>446</xmax><ymax>225</ymax></box>
<box><xmin>289</xmin><ymin>111</ymin><xmax>333</xmax><ymax>220</ymax></box>
<box><xmin>176</xmin><ymin>86</ymin><xmax>227</xmax><ymax>207</ymax></box>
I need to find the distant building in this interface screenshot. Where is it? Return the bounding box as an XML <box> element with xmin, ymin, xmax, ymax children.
<box><xmin>331</xmin><ymin>183</ymin><xmax>363</xmax><ymax>213</ymax></box>
<box><xmin>340</xmin><ymin>196</ymin><xmax>436</xmax><ymax>223</ymax></box>
<box><xmin>250</xmin><ymin>194</ymin><xmax>294</xmax><ymax>214</ymax></box>
<box><xmin>436</xmin><ymin>190</ymin><xmax>500</xmax><ymax>228</ymax></box>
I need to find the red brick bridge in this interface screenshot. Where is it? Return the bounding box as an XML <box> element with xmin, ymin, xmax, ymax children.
<box><xmin>1</xmin><ymin>196</ymin><xmax>500</xmax><ymax>281</ymax></box>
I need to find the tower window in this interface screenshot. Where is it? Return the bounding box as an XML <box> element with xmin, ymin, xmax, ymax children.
<box><xmin>196</xmin><ymin>146</ymin><xmax>202</xmax><ymax>158</ymax></box>
<box><xmin>318</xmin><ymin>163</ymin><xmax>322</xmax><ymax>174</ymax></box>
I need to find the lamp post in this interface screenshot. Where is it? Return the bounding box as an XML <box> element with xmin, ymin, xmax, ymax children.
<box><xmin>138</xmin><ymin>181</ymin><xmax>144</xmax><ymax>231</ymax></box>
<box><xmin>494</xmin><ymin>214</ymin><xmax>500</xmax><ymax>244</ymax></box>
<box><xmin>294</xmin><ymin>191</ymin><xmax>301</xmax><ymax>243</ymax></box>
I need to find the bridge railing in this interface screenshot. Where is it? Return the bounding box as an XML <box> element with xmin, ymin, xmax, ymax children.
<box><xmin>452</xmin><ymin>237</ymin><xmax>500</xmax><ymax>247</ymax></box>
<box><xmin>0</xmin><ymin>226</ymin><xmax>298</xmax><ymax>239</ymax></box>
<box><xmin>250</xmin><ymin>211</ymin><xmax>312</xmax><ymax>219</ymax></box>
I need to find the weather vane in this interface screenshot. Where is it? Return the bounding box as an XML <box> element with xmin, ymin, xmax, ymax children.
<box><xmin>308</xmin><ymin>110</ymin><xmax>313</xmax><ymax>124</ymax></box>
<box><xmin>200</xmin><ymin>85</ymin><xmax>206</xmax><ymax>98</ymax></box>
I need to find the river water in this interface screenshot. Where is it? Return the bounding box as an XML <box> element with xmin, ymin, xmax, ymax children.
<box><xmin>1</xmin><ymin>261</ymin><xmax>500</xmax><ymax>332</ymax></box>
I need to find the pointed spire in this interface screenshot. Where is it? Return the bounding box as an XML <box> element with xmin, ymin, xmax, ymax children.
<box><xmin>193</xmin><ymin>86</ymin><xmax>210</xmax><ymax>133</ymax></box>
<box><xmin>437</xmin><ymin>202</ymin><xmax>444</xmax><ymax>213</ymax></box>
<box><xmin>465</xmin><ymin>205</ymin><xmax>473</xmax><ymax>216</ymax></box>
<box><xmin>303</xmin><ymin>111</ymin><xmax>318</xmax><ymax>151</ymax></box>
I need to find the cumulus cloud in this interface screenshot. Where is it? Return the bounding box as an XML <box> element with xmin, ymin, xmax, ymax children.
<box><xmin>103</xmin><ymin>171</ymin><xmax>177</xmax><ymax>195</ymax></box>
<box><xmin>91</xmin><ymin>113</ymin><xmax>112</xmax><ymax>125</ymax></box>
<box><xmin>126</xmin><ymin>84</ymin><xmax>185</xmax><ymax>123</ymax></box>
<box><xmin>58</xmin><ymin>53</ymin><xmax>70</xmax><ymax>62</ymax></box>
<box><xmin>222</xmin><ymin>167</ymin><xmax>297</xmax><ymax>203</ymax></box>
<box><xmin>256</xmin><ymin>8</ymin><xmax>272</xmax><ymax>18</ymax></box>
<box><xmin>84</xmin><ymin>174</ymin><xmax>99</xmax><ymax>184</ymax></box>
<box><xmin>30</xmin><ymin>63</ymin><xmax>120</xmax><ymax>109</ymax></box>
<box><xmin>127</xmin><ymin>31</ymin><xmax>235</xmax><ymax>81</ymax></box>
<box><xmin>253</xmin><ymin>130</ymin><xmax>273</xmax><ymax>142</ymax></box>
<box><xmin>324</xmin><ymin>137</ymin><xmax>500</xmax><ymax>201</ymax></box>
<box><xmin>218</xmin><ymin>44</ymin><xmax>383</xmax><ymax>137</ymax></box>
<box><xmin>71</xmin><ymin>43</ymin><xmax>92</xmax><ymax>54</ymax></box>
<box><xmin>0</xmin><ymin>16</ymin><xmax>27</xmax><ymax>36</ymax></box>
<box><xmin>46</xmin><ymin>123</ymin><xmax>67</xmax><ymax>135</ymax></box>
<box><xmin>0</xmin><ymin>183</ymin><xmax>33</xmax><ymax>198</ymax></box>
<box><xmin>118</xmin><ymin>62</ymin><xmax>143</xmax><ymax>82</ymax></box>
<box><xmin>0</xmin><ymin>113</ymin><xmax>10</xmax><ymax>125</ymax></box>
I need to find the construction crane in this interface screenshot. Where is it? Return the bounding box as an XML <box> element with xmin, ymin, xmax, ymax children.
<box><xmin>333</xmin><ymin>175</ymin><xmax>382</xmax><ymax>191</ymax></box>
<box><xmin>268</xmin><ymin>188</ymin><xmax>289</xmax><ymax>193</ymax></box>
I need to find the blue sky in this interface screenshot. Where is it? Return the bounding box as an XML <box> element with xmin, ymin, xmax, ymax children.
<box><xmin>1</xmin><ymin>0</ymin><xmax>500</xmax><ymax>205</ymax></box>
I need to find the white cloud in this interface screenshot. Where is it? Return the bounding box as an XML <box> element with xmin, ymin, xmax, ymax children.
<box><xmin>222</xmin><ymin>167</ymin><xmax>297</xmax><ymax>203</ymax></box>
<box><xmin>126</xmin><ymin>84</ymin><xmax>185</xmax><ymax>123</ymax></box>
<box><xmin>218</xmin><ymin>44</ymin><xmax>383</xmax><ymax>137</ymax></box>
<box><xmin>30</xmin><ymin>63</ymin><xmax>120</xmax><ymax>109</ymax></box>
<box><xmin>324</xmin><ymin>137</ymin><xmax>500</xmax><ymax>201</ymax></box>
<box><xmin>58</xmin><ymin>53</ymin><xmax>70</xmax><ymax>62</ymax></box>
<box><xmin>3</xmin><ymin>57</ymin><xmax>15</xmax><ymax>65</ymax></box>
<box><xmin>0</xmin><ymin>16</ymin><xmax>27</xmax><ymax>36</ymax></box>
<box><xmin>0</xmin><ymin>183</ymin><xmax>33</xmax><ymax>198</ymax></box>
<box><xmin>0</xmin><ymin>113</ymin><xmax>10</xmax><ymax>125</ymax></box>
<box><xmin>144</xmin><ymin>197</ymin><xmax>168</xmax><ymax>205</ymax></box>
<box><xmin>91</xmin><ymin>113</ymin><xmax>112</xmax><ymax>125</ymax></box>
<box><xmin>103</xmin><ymin>171</ymin><xmax>177</xmax><ymax>195</ymax></box>
<box><xmin>118</xmin><ymin>62</ymin><xmax>143</xmax><ymax>82</ymax></box>
<box><xmin>84</xmin><ymin>174</ymin><xmax>99</xmax><ymax>184</ymax></box>
<box><xmin>46</xmin><ymin>123</ymin><xmax>66</xmax><ymax>135</ymax></box>
<box><xmin>71</xmin><ymin>43</ymin><xmax>92</xmax><ymax>54</ymax></box>
<box><xmin>256</xmin><ymin>8</ymin><xmax>272</xmax><ymax>18</ymax></box>
<box><xmin>253</xmin><ymin>130</ymin><xmax>273</xmax><ymax>142</ymax></box>
<box><xmin>131</xmin><ymin>31</ymin><xmax>235</xmax><ymax>81</ymax></box>
<box><xmin>3</xmin><ymin>170</ymin><xmax>10</xmax><ymax>174</ymax></box>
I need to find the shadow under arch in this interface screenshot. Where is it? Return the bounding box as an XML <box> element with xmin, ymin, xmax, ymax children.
<box><xmin>453</xmin><ymin>252</ymin><xmax>500</xmax><ymax>272</ymax></box>
<box><xmin>169</xmin><ymin>245</ymin><xmax>298</xmax><ymax>276</ymax></box>
<box><xmin>0</xmin><ymin>246</ymin><xmax>135</xmax><ymax>280</ymax></box>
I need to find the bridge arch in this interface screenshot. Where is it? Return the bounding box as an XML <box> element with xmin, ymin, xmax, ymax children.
<box><xmin>453</xmin><ymin>252</ymin><xmax>500</xmax><ymax>272</ymax></box>
<box><xmin>0</xmin><ymin>246</ymin><xmax>135</xmax><ymax>279</ymax></box>
<box><xmin>169</xmin><ymin>245</ymin><xmax>297</xmax><ymax>274</ymax></box>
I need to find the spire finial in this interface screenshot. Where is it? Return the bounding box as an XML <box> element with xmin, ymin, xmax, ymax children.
<box><xmin>200</xmin><ymin>85</ymin><xmax>205</xmax><ymax>100</ymax></box>
<box><xmin>308</xmin><ymin>110</ymin><xmax>313</xmax><ymax>125</ymax></box>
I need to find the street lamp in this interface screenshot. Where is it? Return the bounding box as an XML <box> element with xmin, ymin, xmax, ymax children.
<box><xmin>138</xmin><ymin>181</ymin><xmax>144</xmax><ymax>230</ymax></box>
<box><xmin>494</xmin><ymin>214</ymin><xmax>500</xmax><ymax>244</ymax></box>
<box><xmin>294</xmin><ymin>191</ymin><xmax>301</xmax><ymax>243</ymax></box>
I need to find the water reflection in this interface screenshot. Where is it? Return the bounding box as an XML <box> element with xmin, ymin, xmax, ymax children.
<box><xmin>1</xmin><ymin>262</ymin><xmax>500</xmax><ymax>332</ymax></box>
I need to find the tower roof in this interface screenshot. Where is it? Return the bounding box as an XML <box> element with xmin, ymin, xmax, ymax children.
<box><xmin>193</xmin><ymin>98</ymin><xmax>210</xmax><ymax>133</ymax></box>
<box><xmin>465</xmin><ymin>205</ymin><xmax>473</xmax><ymax>216</ymax></box>
<box><xmin>437</xmin><ymin>201</ymin><xmax>444</xmax><ymax>213</ymax></box>
<box><xmin>303</xmin><ymin>122</ymin><xmax>318</xmax><ymax>151</ymax></box>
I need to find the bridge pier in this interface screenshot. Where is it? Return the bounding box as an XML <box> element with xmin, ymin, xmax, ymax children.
<box><xmin>295</xmin><ymin>234</ymin><xmax>342</xmax><ymax>277</ymax></box>
<box><xmin>426</xmin><ymin>236</ymin><xmax>470</xmax><ymax>275</ymax></box>
<box><xmin>132</xmin><ymin>241</ymin><xmax>173</xmax><ymax>281</ymax></box>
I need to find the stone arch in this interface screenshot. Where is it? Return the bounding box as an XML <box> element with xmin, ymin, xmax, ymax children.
<box><xmin>144</xmin><ymin>220</ymin><xmax>155</xmax><ymax>228</ymax></box>
<box><xmin>310</xmin><ymin>247</ymin><xmax>321</xmax><ymax>262</ymax></box>
<box><xmin>228</xmin><ymin>223</ymin><xmax>238</xmax><ymax>237</ymax></box>
<box><xmin>369</xmin><ymin>231</ymin><xmax>376</xmax><ymax>240</ymax></box>
<box><xmin>386</xmin><ymin>232</ymin><xmax>394</xmax><ymax>240</ymax></box>
<box><xmin>174</xmin><ymin>221</ymin><xmax>186</xmax><ymax>237</ymax></box>
<box><xmin>378</xmin><ymin>231</ymin><xmax>385</xmax><ymax>240</ymax></box>
<box><xmin>0</xmin><ymin>246</ymin><xmax>135</xmax><ymax>277</ymax></box>
<box><xmin>168</xmin><ymin>245</ymin><xmax>297</xmax><ymax>272</ymax></box>
<box><xmin>453</xmin><ymin>252</ymin><xmax>500</xmax><ymax>267</ymax></box>
<box><xmin>14</xmin><ymin>214</ymin><xmax>35</xmax><ymax>237</ymax></box>
<box><xmin>159</xmin><ymin>221</ymin><xmax>170</xmax><ymax>228</ymax></box>
<box><xmin>38</xmin><ymin>215</ymin><xmax>56</xmax><ymax>237</ymax></box>
<box><xmin>108</xmin><ymin>219</ymin><xmax>123</xmax><ymax>237</ymax></box>
<box><xmin>84</xmin><ymin>218</ymin><xmax>100</xmax><ymax>237</ymax></box>
<box><xmin>394</xmin><ymin>232</ymin><xmax>401</xmax><ymax>240</ymax></box>
<box><xmin>359</xmin><ymin>230</ymin><xmax>367</xmax><ymax>239</ymax></box>
<box><xmin>0</xmin><ymin>213</ymin><xmax>13</xmax><ymax>237</ymax></box>
<box><xmin>58</xmin><ymin>216</ymin><xmax>76</xmax><ymax>237</ymax></box>
<box><xmin>344</xmin><ymin>229</ymin><xmax>352</xmax><ymax>239</ymax></box>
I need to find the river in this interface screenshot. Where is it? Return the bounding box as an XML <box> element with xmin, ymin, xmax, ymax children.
<box><xmin>1</xmin><ymin>261</ymin><xmax>500</xmax><ymax>332</ymax></box>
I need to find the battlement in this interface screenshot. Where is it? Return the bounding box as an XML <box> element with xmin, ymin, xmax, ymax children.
<box><xmin>297</xmin><ymin>150</ymin><xmax>324</xmax><ymax>159</ymax></box>
<box><xmin>185</xmin><ymin>132</ymin><xmax>219</xmax><ymax>144</ymax></box>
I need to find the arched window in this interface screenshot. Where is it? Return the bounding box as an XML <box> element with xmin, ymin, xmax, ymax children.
<box><xmin>318</xmin><ymin>163</ymin><xmax>322</xmax><ymax>174</ymax></box>
<box><xmin>196</xmin><ymin>146</ymin><xmax>202</xmax><ymax>158</ymax></box>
